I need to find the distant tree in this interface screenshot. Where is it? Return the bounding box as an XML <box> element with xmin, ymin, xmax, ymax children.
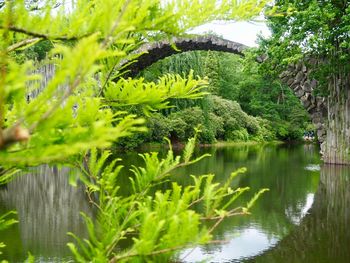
<box><xmin>260</xmin><ymin>0</ymin><xmax>350</xmax><ymax>162</ymax></box>
<box><xmin>259</xmin><ymin>0</ymin><xmax>350</xmax><ymax>92</ymax></box>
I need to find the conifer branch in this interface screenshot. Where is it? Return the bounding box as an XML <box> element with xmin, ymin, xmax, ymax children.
<box><xmin>109</xmin><ymin>240</ymin><xmax>227</xmax><ymax>262</ymax></box>
<box><xmin>1</xmin><ymin>25</ymin><xmax>90</xmax><ymax>41</ymax></box>
<box><xmin>0</xmin><ymin>125</ymin><xmax>29</xmax><ymax>150</ymax></box>
<box><xmin>100</xmin><ymin>0</ymin><xmax>132</xmax><ymax>48</ymax></box>
<box><xmin>7</xmin><ymin>37</ymin><xmax>41</xmax><ymax>52</ymax></box>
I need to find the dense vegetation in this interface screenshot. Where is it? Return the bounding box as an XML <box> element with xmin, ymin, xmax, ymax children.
<box><xmin>117</xmin><ymin>50</ymin><xmax>311</xmax><ymax>148</ymax></box>
<box><xmin>260</xmin><ymin>0</ymin><xmax>350</xmax><ymax>93</ymax></box>
<box><xmin>258</xmin><ymin>0</ymin><xmax>350</xmax><ymax>164</ymax></box>
<box><xmin>2</xmin><ymin>0</ymin><xmax>335</xmax><ymax>260</ymax></box>
<box><xmin>0</xmin><ymin>0</ymin><xmax>271</xmax><ymax>262</ymax></box>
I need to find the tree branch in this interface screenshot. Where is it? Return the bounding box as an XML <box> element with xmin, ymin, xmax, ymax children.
<box><xmin>100</xmin><ymin>0</ymin><xmax>131</xmax><ymax>48</ymax></box>
<box><xmin>1</xmin><ymin>25</ymin><xmax>90</xmax><ymax>41</ymax></box>
<box><xmin>109</xmin><ymin>239</ymin><xmax>227</xmax><ymax>262</ymax></box>
<box><xmin>0</xmin><ymin>124</ymin><xmax>29</xmax><ymax>150</ymax></box>
<box><xmin>7</xmin><ymin>37</ymin><xmax>41</xmax><ymax>52</ymax></box>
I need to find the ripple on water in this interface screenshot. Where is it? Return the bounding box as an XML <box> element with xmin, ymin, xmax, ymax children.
<box><xmin>304</xmin><ymin>164</ymin><xmax>320</xmax><ymax>172</ymax></box>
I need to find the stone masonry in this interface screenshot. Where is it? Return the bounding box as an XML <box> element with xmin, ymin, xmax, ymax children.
<box><xmin>121</xmin><ymin>36</ymin><xmax>248</xmax><ymax>78</ymax></box>
<box><xmin>279</xmin><ymin>60</ymin><xmax>328</xmax><ymax>148</ymax></box>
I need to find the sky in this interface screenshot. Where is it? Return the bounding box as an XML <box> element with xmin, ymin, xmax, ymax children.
<box><xmin>189</xmin><ymin>20</ymin><xmax>271</xmax><ymax>47</ymax></box>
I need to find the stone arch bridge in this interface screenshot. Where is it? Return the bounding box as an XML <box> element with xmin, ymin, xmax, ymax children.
<box><xmin>122</xmin><ymin>35</ymin><xmax>327</xmax><ymax>145</ymax></box>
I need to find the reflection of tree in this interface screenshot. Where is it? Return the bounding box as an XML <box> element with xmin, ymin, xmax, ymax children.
<box><xmin>106</xmin><ymin>144</ymin><xmax>320</xmax><ymax>259</ymax></box>
<box><xmin>0</xmin><ymin>166</ymin><xmax>93</xmax><ymax>262</ymax></box>
<box><xmin>173</xmin><ymin>144</ymin><xmax>319</xmax><ymax>239</ymax></box>
<box><xmin>247</xmin><ymin>164</ymin><xmax>350</xmax><ymax>263</ymax></box>
<box><xmin>0</xmin><ymin>144</ymin><xmax>321</xmax><ymax>262</ymax></box>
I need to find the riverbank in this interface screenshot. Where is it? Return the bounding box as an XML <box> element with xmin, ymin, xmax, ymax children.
<box><xmin>201</xmin><ymin>140</ymin><xmax>284</xmax><ymax>147</ymax></box>
<box><xmin>113</xmin><ymin>140</ymin><xmax>286</xmax><ymax>153</ymax></box>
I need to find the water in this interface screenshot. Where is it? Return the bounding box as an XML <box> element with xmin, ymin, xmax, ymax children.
<box><xmin>1</xmin><ymin>143</ymin><xmax>349</xmax><ymax>262</ymax></box>
<box><xmin>175</xmin><ymin>143</ymin><xmax>320</xmax><ymax>262</ymax></box>
<box><xmin>0</xmin><ymin>166</ymin><xmax>92</xmax><ymax>262</ymax></box>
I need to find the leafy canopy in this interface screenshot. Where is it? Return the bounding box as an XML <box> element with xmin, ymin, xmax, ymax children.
<box><xmin>0</xmin><ymin>0</ymin><xmax>268</xmax><ymax>261</ymax></box>
<box><xmin>259</xmin><ymin>0</ymin><xmax>350</xmax><ymax>91</ymax></box>
<box><xmin>0</xmin><ymin>0</ymin><xmax>267</xmax><ymax>166</ymax></box>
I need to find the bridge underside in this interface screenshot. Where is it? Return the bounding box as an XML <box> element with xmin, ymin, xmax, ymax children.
<box><xmin>122</xmin><ymin>36</ymin><xmax>247</xmax><ymax>78</ymax></box>
<box><xmin>279</xmin><ymin>60</ymin><xmax>327</xmax><ymax>145</ymax></box>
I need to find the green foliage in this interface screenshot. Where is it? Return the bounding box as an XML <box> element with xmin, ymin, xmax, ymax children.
<box><xmin>0</xmin><ymin>168</ymin><xmax>20</xmax><ymax>185</ymax></box>
<box><xmin>104</xmin><ymin>70</ymin><xmax>208</xmax><ymax>114</ymax></box>
<box><xmin>68</xmin><ymin>136</ymin><xmax>267</xmax><ymax>262</ymax></box>
<box><xmin>260</xmin><ymin>0</ymin><xmax>350</xmax><ymax>92</ymax></box>
<box><xmin>168</xmin><ymin>107</ymin><xmax>205</xmax><ymax>141</ymax></box>
<box><xmin>0</xmin><ymin>0</ymin><xmax>268</xmax><ymax>261</ymax></box>
<box><xmin>143</xmin><ymin>96</ymin><xmax>268</xmax><ymax>144</ymax></box>
<box><xmin>0</xmin><ymin>211</ymin><xmax>18</xmax><ymax>257</ymax></box>
<box><xmin>147</xmin><ymin>113</ymin><xmax>172</xmax><ymax>141</ymax></box>
<box><xmin>11</xmin><ymin>40</ymin><xmax>53</xmax><ymax>64</ymax></box>
<box><xmin>140</xmin><ymin>49</ymin><xmax>311</xmax><ymax>144</ymax></box>
<box><xmin>211</xmin><ymin>95</ymin><xmax>259</xmax><ymax>140</ymax></box>
<box><xmin>141</xmin><ymin>51</ymin><xmax>206</xmax><ymax>81</ymax></box>
<box><xmin>0</xmin><ymin>211</ymin><xmax>17</xmax><ymax>234</ymax></box>
<box><xmin>237</xmin><ymin>53</ymin><xmax>311</xmax><ymax>140</ymax></box>
<box><xmin>203</xmin><ymin>51</ymin><xmax>221</xmax><ymax>93</ymax></box>
<box><xmin>0</xmin><ymin>0</ymin><xmax>266</xmax><ymax>165</ymax></box>
<box><xmin>254</xmin><ymin>117</ymin><xmax>276</xmax><ymax>141</ymax></box>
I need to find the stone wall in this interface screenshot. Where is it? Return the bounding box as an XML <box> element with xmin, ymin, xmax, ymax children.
<box><xmin>322</xmin><ymin>74</ymin><xmax>350</xmax><ymax>164</ymax></box>
<box><xmin>279</xmin><ymin>60</ymin><xmax>328</xmax><ymax>147</ymax></box>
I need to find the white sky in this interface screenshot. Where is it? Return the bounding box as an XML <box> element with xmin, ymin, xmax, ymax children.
<box><xmin>189</xmin><ymin>20</ymin><xmax>271</xmax><ymax>47</ymax></box>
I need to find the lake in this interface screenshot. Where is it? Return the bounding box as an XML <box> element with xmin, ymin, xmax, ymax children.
<box><xmin>1</xmin><ymin>143</ymin><xmax>349</xmax><ymax>262</ymax></box>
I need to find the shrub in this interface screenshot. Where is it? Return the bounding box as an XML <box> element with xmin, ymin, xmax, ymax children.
<box><xmin>254</xmin><ymin>117</ymin><xmax>276</xmax><ymax>141</ymax></box>
<box><xmin>169</xmin><ymin>107</ymin><xmax>205</xmax><ymax>141</ymax></box>
<box><xmin>228</xmin><ymin>128</ymin><xmax>250</xmax><ymax>141</ymax></box>
<box><xmin>147</xmin><ymin>113</ymin><xmax>172</xmax><ymax>142</ymax></box>
<box><xmin>211</xmin><ymin>95</ymin><xmax>262</xmax><ymax>141</ymax></box>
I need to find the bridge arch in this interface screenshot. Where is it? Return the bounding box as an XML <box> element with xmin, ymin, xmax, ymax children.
<box><xmin>123</xmin><ymin>35</ymin><xmax>327</xmax><ymax>143</ymax></box>
<box><xmin>122</xmin><ymin>36</ymin><xmax>248</xmax><ymax>78</ymax></box>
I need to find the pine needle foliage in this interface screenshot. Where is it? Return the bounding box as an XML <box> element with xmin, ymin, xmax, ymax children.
<box><xmin>0</xmin><ymin>0</ymin><xmax>268</xmax><ymax>261</ymax></box>
<box><xmin>104</xmin><ymin>70</ymin><xmax>208</xmax><ymax>114</ymax></box>
<box><xmin>0</xmin><ymin>211</ymin><xmax>18</xmax><ymax>258</ymax></box>
<box><xmin>0</xmin><ymin>0</ymin><xmax>267</xmax><ymax>165</ymax></box>
<box><xmin>70</xmin><ymin>136</ymin><xmax>269</xmax><ymax>262</ymax></box>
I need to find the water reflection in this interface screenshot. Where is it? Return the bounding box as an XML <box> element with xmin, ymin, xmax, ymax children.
<box><xmin>304</xmin><ymin>164</ymin><xmax>321</xmax><ymax>172</ymax></box>
<box><xmin>286</xmin><ymin>193</ymin><xmax>314</xmax><ymax>225</ymax></box>
<box><xmin>0</xmin><ymin>144</ymin><xmax>324</xmax><ymax>262</ymax></box>
<box><xmin>247</xmin><ymin>164</ymin><xmax>350</xmax><ymax>263</ymax></box>
<box><xmin>0</xmin><ymin>165</ymin><xmax>92</xmax><ymax>262</ymax></box>
<box><xmin>183</xmin><ymin>228</ymin><xmax>279</xmax><ymax>262</ymax></box>
<box><xmin>175</xmin><ymin>143</ymin><xmax>320</xmax><ymax>262</ymax></box>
